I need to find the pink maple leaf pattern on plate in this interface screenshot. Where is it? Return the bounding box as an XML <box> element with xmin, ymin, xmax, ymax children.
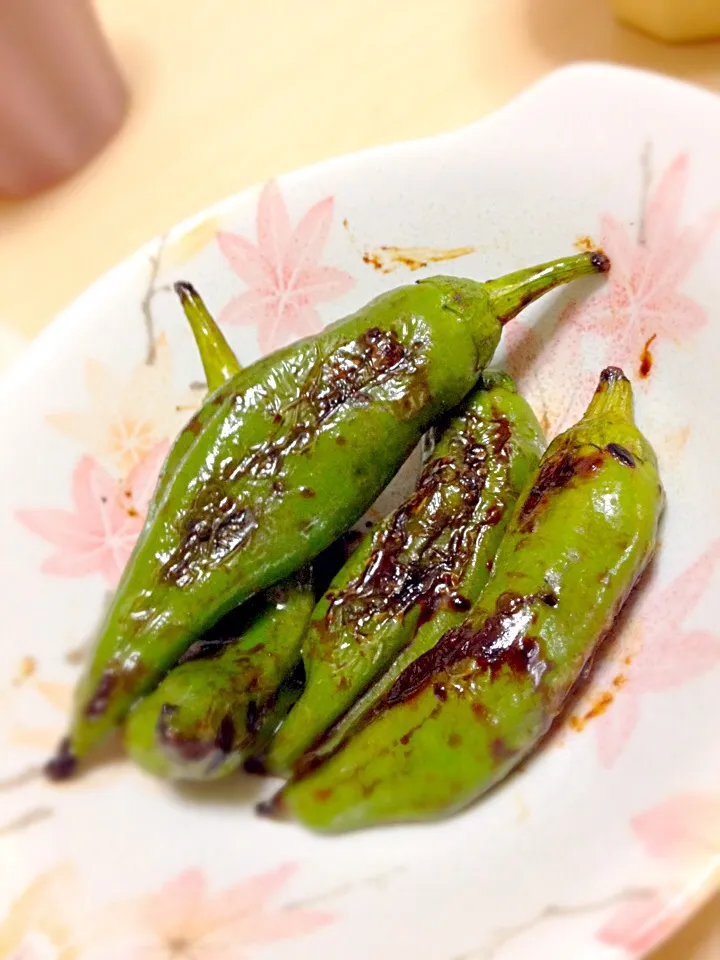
<box><xmin>633</xmin><ymin>792</ymin><xmax>720</xmax><ymax>868</ymax></box>
<box><xmin>504</xmin><ymin>153</ymin><xmax>720</xmax><ymax>437</ymax></box>
<box><xmin>504</xmin><ymin>307</ymin><xmax>597</xmax><ymax>436</ymax></box>
<box><xmin>596</xmin><ymin>891</ymin><xmax>681</xmax><ymax>957</ymax></box>
<box><xmin>573</xmin><ymin>155</ymin><xmax>720</xmax><ymax>372</ymax></box>
<box><xmin>591</xmin><ymin>539</ymin><xmax>720</xmax><ymax>768</ymax></box>
<box><xmin>217</xmin><ymin>180</ymin><xmax>355</xmax><ymax>354</ymax></box>
<box><xmin>81</xmin><ymin>864</ymin><xmax>331</xmax><ymax>960</ymax></box>
<box><xmin>16</xmin><ymin>441</ymin><xmax>168</xmax><ymax>588</ymax></box>
<box><xmin>597</xmin><ymin>793</ymin><xmax>720</xmax><ymax>956</ymax></box>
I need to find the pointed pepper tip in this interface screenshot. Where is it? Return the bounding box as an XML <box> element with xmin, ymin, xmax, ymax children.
<box><xmin>590</xmin><ymin>250</ymin><xmax>611</xmax><ymax>273</ymax></box>
<box><xmin>256</xmin><ymin>789</ymin><xmax>289</xmax><ymax>821</ymax></box>
<box><xmin>44</xmin><ymin>737</ymin><xmax>78</xmax><ymax>782</ymax></box>
<box><xmin>599</xmin><ymin>366</ymin><xmax>628</xmax><ymax>385</ymax></box>
<box><xmin>173</xmin><ymin>280</ymin><xmax>197</xmax><ymax>303</ymax></box>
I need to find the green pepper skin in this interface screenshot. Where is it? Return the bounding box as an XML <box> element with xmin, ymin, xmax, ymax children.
<box><xmin>265</xmin><ymin>371</ymin><xmax>545</xmax><ymax>776</ymax></box>
<box><xmin>148</xmin><ymin>283</ymin><xmax>242</xmax><ymax>523</ymax></box>
<box><xmin>272</xmin><ymin>367</ymin><xmax>663</xmax><ymax>832</ymax></box>
<box><xmin>54</xmin><ymin>252</ymin><xmax>609</xmax><ymax>770</ymax></box>
<box><xmin>124</xmin><ymin>573</ymin><xmax>315</xmax><ymax>781</ymax></box>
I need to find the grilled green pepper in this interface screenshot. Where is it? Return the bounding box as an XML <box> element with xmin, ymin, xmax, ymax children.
<box><xmin>269</xmin><ymin>367</ymin><xmax>662</xmax><ymax>832</ymax></box>
<box><xmin>124</xmin><ymin>572</ymin><xmax>315</xmax><ymax>780</ymax></box>
<box><xmin>149</xmin><ymin>283</ymin><xmax>242</xmax><ymax>519</ymax></box>
<box><xmin>134</xmin><ymin>284</ymin><xmax>317</xmax><ymax>781</ymax></box>
<box><xmin>50</xmin><ymin>251</ymin><xmax>609</xmax><ymax>774</ymax></box>
<box><xmin>266</xmin><ymin>371</ymin><xmax>545</xmax><ymax>776</ymax></box>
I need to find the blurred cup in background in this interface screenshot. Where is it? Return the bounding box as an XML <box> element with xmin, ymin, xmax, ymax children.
<box><xmin>0</xmin><ymin>0</ymin><xmax>128</xmax><ymax>199</ymax></box>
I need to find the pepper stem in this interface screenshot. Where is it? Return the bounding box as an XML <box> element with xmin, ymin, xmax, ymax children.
<box><xmin>583</xmin><ymin>366</ymin><xmax>634</xmax><ymax>421</ymax></box>
<box><xmin>485</xmin><ymin>251</ymin><xmax>610</xmax><ymax>326</ymax></box>
<box><xmin>174</xmin><ymin>282</ymin><xmax>241</xmax><ymax>392</ymax></box>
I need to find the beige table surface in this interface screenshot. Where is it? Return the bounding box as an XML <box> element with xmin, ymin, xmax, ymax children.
<box><xmin>0</xmin><ymin>0</ymin><xmax>718</xmax><ymax>955</ymax></box>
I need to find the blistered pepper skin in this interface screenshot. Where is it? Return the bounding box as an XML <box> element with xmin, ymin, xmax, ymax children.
<box><xmin>266</xmin><ymin>371</ymin><xmax>545</xmax><ymax>775</ymax></box>
<box><xmin>124</xmin><ymin>573</ymin><xmax>315</xmax><ymax>780</ymax></box>
<box><xmin>273</xmin><ymin>368</ymin><xmax>662</xmax><ymax>832</ymax></box>
<box><xmin>55</xmin><ymin>252</ymin><xmax>609</xmax><ymax>767</ymax></box>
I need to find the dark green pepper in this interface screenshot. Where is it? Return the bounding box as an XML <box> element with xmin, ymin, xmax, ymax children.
<box><xmin>124</xmin><ymin>573</ymin><xmax>315</xmax><ymax>780</ymax></box>
<box><xmin>266</xmin><ymin>371</ymin><xmax>545</xmax><ymax>776</ymax></box>
<box><xmin>269</xmin><ymin>367</ymin><xmax>662</xmax><ymax>832</ymax></box>
<box><xmin>148</xmin><ymin>283</ymin><xmax>242</xmax><ymax>520</ymax></box>
<box><xmin>51</xmin><ymin>251</ymin><xmax>609</xmax><ymax>772</ymax></box>
<box><xmin>131</xmin><ymin>284</ymin><xmax>316</xmax><ymax>781</ymax></box>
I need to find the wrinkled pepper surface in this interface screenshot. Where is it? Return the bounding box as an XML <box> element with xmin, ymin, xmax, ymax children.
<box><xmin>266</xmin><ymin>371</ymin><xmax>545</xmax><ymax>775</ymax></box>
<box><xmin>270</xmin><ymin>367</ymin><xmax>662</xmax><ymax>832</ymax></box>
<box><xmin>124</xmin><ymin>572</ymin><xmax>315</xmax><ymax>780</ymax></box>
<box><xmin>120</xmin><ymin>284</ymin><xmax>315</xmax><ymax>781</ymax></box>
<box><xmin>50</xmin><ymin>251</ymin><xmax>609</xmax><ymax>773</ymax></box>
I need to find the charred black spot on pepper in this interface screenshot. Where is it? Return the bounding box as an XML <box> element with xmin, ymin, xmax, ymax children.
<box><xmin>44</xmin><ymin>737</ymin><xmax>77</xmax><ymax>781</ymax></box>
<box><xmin>243</xmin><ymin>755</ymin><xmax>267</xmax><ymax>776</ymax></box>
<box><xmin>484</xmin><ymin>503</ymin><xmax>504</xmax><ymax>526</ymax></box>
<box><xmin>246</xmin><ymin>700</ymin><xmax>260</xmax><ymax>736</ymax></box>
<box><xmin>606</xmin><ymin>443</ymin><xmax>636</xmax><ymax>468</ymax></box>
<box><xmin>161</xmin><ymin>484</ymin><xmax>259</xmax><ymax>587</ymax></box>
<box><xmin>323</xmin><ymin>421</ymin><xmax>497</xmax><ymax>632</ymax></box>
<box><xmin>335</xmin><ymin>435</ymin><xmax>347</xmax><ymax>446</ymax></box>
<box><xmin>433</xmin><ymin>683</ymin><xmax>448</xmax><ymax>702</ymax></box>
<box><xmin>372</xmin><ymin>591</ymin><xmax>551</xmax><ymax>712</ymax></box>
<box><xmin>84</xmin><ymin>660</ymin><xmax>147</xmax><ymax>719</ymax></box>
<box><xmin>542</xmin><ymin>593</ymin><xmax>558</xmax><ymax>607</ymax></box>
<box><xmin>449</xmin><ymin>594</ymin><xmax>472</xmax><ymax>612</ymax></box>
<box><xmin>518</xmin><ymin>447</ymin><xmax>604</xmax><ymax>533</ymax></box>
<box><xmin>600</xmin><ymin>366</ymin><xmax>626</xmax><ymax>385</ymax></box>
<box><xmin>472</xmin><ymin>702</ymin><xmax>488</xmax><ymax>721</ymax></box>
<box><xmin>157</xmin><ymin>703</ymin><xmax>217</xmax><ymax>763</ymax></box>
<box><xmin>590</xmin><ymin>251</ymin><xmax>611</xmax><ymax>273</ymax></box>
<box><xmin>300</xmin><ymin>487</ymin><xmax>316</xmax><ymax>499</ymax></box>
<box><xmin>215</xmin><ymin>715</ymin><xmax>235</xmax><ymax>754</ymax></box>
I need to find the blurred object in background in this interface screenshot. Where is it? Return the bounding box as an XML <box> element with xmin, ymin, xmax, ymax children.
<box><xmin>0</xmin><ymin>0</ymin><xmax>128</xmax><ymax>199</ymax></box>
<box><xmin>610</xmin><ymin>0</ymin><xmax>720</xmax><ymax>42</ymax></box>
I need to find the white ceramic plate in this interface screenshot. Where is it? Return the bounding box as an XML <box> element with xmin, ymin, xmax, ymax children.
<box><xmin>1</xmin><ymin>63</ymin><xmax>719</xmax><ymax>960</ymax></box>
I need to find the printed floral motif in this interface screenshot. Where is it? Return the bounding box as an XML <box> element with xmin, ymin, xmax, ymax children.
<box><xmin>596</xmin><ymin>891</ymin><xmax>680</xmax><ymax>956</ymax></box>
<box><xmin>17</xmin><ymin>442</ymin><xmax>168</xmax><ymax>588</ymax></box>
<box><xmin>505</xmin><ymin>153</ymin><xmax>720</xmax><ymax>436</ymax></box>
<box><xmin>504</xmin><ymin>308</ymin><xmax>596</xmax><ymax>435</ymax></box>
<box><xmin>590</xmin><ymin>539</ymin><xmax>720</xmax><ymax>768</ymax></box>
<box><xmin>46</xmin><ymin>335</ymin><xmax>199</xmax><ymax>476</ymax></box>
<box><xmin>0</xmin><ymin>864</ymin><xmax>82</xmax><ymax>960</ymax></box>
<box><xmin>81</xmin><ymin>864</ymin><xmax>331</xmax><ymax>960</ymax></box>
<box><xmin>217</xmin><ymin>181</ymin><xmax>355</xmax><ymax>354</ymax></box>
<box><xmin>573</xmin><ymin>155</ymin><xmax>720</xmax><ymax>363</ymax></box>
<box><xmin>0</xmin><ymin>864</ymin><xmax>331</xmax><ymax>960</ymax></box>
<box><xmin>597</xmin><ymin>793</ymin><xmax>720</xmax><ymax>955</ymax></box>
<box><xmin>633</xmin><ymin>793</ymin><xmax>720</xmax><ymax>873</ymax></box>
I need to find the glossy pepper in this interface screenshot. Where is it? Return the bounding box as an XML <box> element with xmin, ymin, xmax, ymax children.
<box><xmin>51</xmin><ymin>251</ymin><xmax>610</xmax><ymax>773</ymax></box>
<box><xmin>265</xmin><ymin>371</ymin><xmax>545</xmax><ymax>776</ymax></box>
<box><xmin>124</xmin><ymin>572</ymin><xmax>315</xmax><ymax>780</ymax></box>
<box><xmin>269</xmin><ymin>367</ymin><xmax>663</xmax><ymax>832</ymax></box>
<box><xmin>120</xmin><ymin>284</ymin><xmax>316</xmax><ymax>781</ymax></box>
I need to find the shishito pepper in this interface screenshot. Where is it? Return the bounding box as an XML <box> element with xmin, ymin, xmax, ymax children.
<box><xmin>265</xmin><ymin>371</ymin><xmax>545</xmax><ymax>776</ymax></box>
<box><xmin>269</xmin><ymin>367</ymin><xmax>662</xmax><ymax>832</ymax></box>
<box><xmin>49</xmin><ymin>251</ymin><xmax>609</xmax><ymax>774</ymax></box>
<box><xmin>124</xmin><ymin>573</ymin><xmax>315</xmax><ymax>780</ymax></box>
<box><xmin>121</xmin><ymin>284</ymin><xmax>316</xmax><ymax>781</ymax></box>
